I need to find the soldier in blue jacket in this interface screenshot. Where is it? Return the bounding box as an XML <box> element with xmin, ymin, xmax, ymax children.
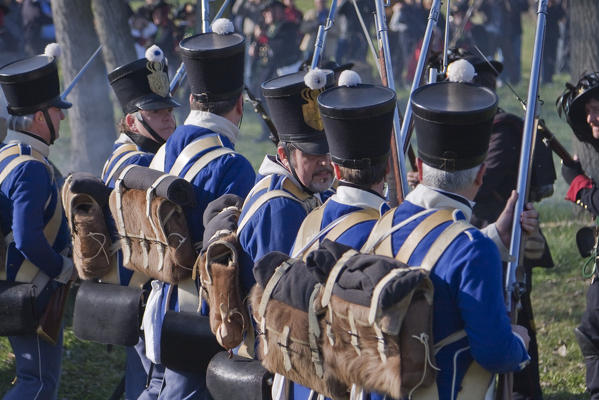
<box><xmin>365</xmin><ymin>82</ymin><xmax>533</xmax><ymax>399</ymax></box>
<box><xmin>145</xmin><ymin>18</ymin><xmax>256</xmax><ymax>400</ymax></box>
<box><xmin>102</xmin><ymin>44</ymin><xmax>179</xmax><ymax>400</ymax></box>
<box><xmin>0</xmin><ymin>50</ymin><xmax>75</xmax><ymax>400</ymax></box>
<box><xmin>276</xmin><ymin>70</ymin><xmax>396</xmax><ymax>400</ymax></box>
<box><xmin>237</xmin><ymin>68</ymin><xmax>335</xmax><ymax>294</ymax></box>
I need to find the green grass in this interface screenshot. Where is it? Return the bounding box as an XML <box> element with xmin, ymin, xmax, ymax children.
<box><xmin>0</xmin><ymin>7</ymin><xmax>594</xmax><ymax>400</ymax></box>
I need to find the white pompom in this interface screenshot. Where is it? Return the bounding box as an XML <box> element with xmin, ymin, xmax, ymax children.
<box><xmin>44</xmin><ymin>43</ymin><xmax>61</xmax><ymax>58</ymax></box>
<box><xmin>145</xmin><ymin>45</ymin><xmax>164</xmax><ymax>63</ymax></box>
<box><xmin>211</xmin><ymin>18</ymin><xmax>234</xmax><ymax>35</ymax></box>
<box><xmin>446</xmin><ymin>59</ymin><xmax>477</xmax><ymax>83</ymax></box>
<box><xmin>338</xmin><ymin>70</ymin><xmax>361</xmax><ymax>87</ymax></box>
<box><xmin>304</xmin><ymin>68</ymin><xmax>327</xmax><ymax>90</ymax></box>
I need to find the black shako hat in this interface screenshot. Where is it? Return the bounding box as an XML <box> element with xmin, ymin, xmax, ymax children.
<box><xmin>318</xmin><ymin>71</ymin><xmax>396</xmax><ymax>169</ymax></box>
<box><xmin>556</xmin><ymin>72</ymin><xmax>599</xmax><ymax>145</ymax></box>
<box><xmin>262</xmin><ymin>69</ymin><xmax>334</xmax><ymax>155</ymax></box>
<box><xmin>179</xmin><ymin>20</ymin><xmax>245</xmax><ymax>102</ymax></box>
<box><xmin>0</xmin><ymin>55</ymin><xmax>72</xmax><ymax>116</ymax></box>
<box><xmin>412</xmin><ymin>81</ymin><xmax>498</xmax><ymax>172</ymax></box>
<box><xmin>108</xmin><ymin>45</ymin><xmax>180</xmax><ymax>115</ymax></box>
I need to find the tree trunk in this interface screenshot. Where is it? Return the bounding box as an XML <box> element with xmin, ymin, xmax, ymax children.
<box><xmin>91</xmin><ymin>0</ymin><xmax>137</xmax><ymax>72</ymax></box>
<box><xmin>570</xmin><ymin>1</ymin><xmax>599</xmax><ymax>182</ymax></box>
<box><xmin>569</xmin><ymin>0</ymin><xmax>599</xmax><ymax>79</ymax></box>
<box><xmin>52</xmin><ymin>0</ymin><xmax>115</xmax><ymax>174</ymax></box>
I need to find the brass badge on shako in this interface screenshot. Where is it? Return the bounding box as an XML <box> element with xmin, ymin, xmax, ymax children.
<box><xmin>145</xmin><ymin>45</ymin><xmax>169</xmax><ymax>97</ymax></box>
<box><xmin>301</xmin><ymin>88</ymin><xmax>325</xmax><ymax>131</ymax></box>
<box><xmin>147</xmin><ymin>60</ymin><xmax>169</xmax><ymax>97</ymax></box>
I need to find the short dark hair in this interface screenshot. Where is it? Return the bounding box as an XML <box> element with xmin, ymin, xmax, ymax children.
<box><xmin>473</xmin><ymin>71</ymin><xmax>497</xmax><ymax>91</ymax></box>
<box><xmin>280</xmin><ymin>141</ymin><xmax>298</xmax><ymax>167</ymax></box>
<box><xmin>337</xmin><ymin>160</ymin><xmax>387</xmax><ymax>187</ymax></box>
<box><xmin>190</xmin><ymin>94</ymin><xmax>239</xmax><ymax>116</ymax></box>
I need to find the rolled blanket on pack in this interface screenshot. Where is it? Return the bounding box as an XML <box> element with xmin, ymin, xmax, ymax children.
<box><xmin>117</xmin><ymin>165</ymin><xmax>196</xmax><ymax>208</ymax></box>
<box><xmin>68</xmin><ymin>172</ymin><xmax>112</xmax><ymax>208</ymax></box>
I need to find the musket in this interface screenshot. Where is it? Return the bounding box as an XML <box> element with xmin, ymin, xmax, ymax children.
<box><xmin>538</xmin><ymin>120</ymin><xmax>576</xmax><ymax>166</ymax></box>
<box><xmin>60</xmin><ymin>45</ymin><xmax>103</xmax><ymax>100</ymax></box>
<box><xmin>309</xmin><ymin>0</ymin><xmax>338</xmax><ymax>69</ymax></box>
<box><xmin>499</xmin><ymin>1</ymin><xmax>549</xmax><ymax>399</ymax></box>
<box><xmin>170</xmin><ymin>62</ymin><xmax>187</xmax><ymax>95</ymax></box>
<box><xmin>398</xmin><ymin>0</ymin><xmax>442</xmax><ymax>164</ymax></box>
<box><xmin>170</xmin><ymin>0</ymin><xmax>231</xmax><ymax>95</ymax></box>
<box><xmin>244</xmin><ymin>86</ymin><xmax>279</xmax><ymax>145</ymax></box>
<box><xmin>470</xmin><ymin>44</ymin><xmax>577</xmax><ymax>168</ymax></box>
<box><xmin>441</xmin><ymin>0</ymin><xmax>451</xmax><ymax>74</ymax></box>
<box><xmin>373</xmin><ymin>0</ymin><xmax>409</xmax><ymax>204</ymax></box>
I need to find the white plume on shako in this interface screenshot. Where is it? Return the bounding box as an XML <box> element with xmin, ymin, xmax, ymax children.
<box><xmin>44</xmin><ymin>43</ymin><xmax>62</xmax><ymax>59</ymax></box>
<box><xmin>337</xmin><ymin>70</ymin><xmax>361</xmax><ymax>87</ymax></box>
<box><xmin>145</xmin><ymin>45</ymin><xmax>165</xmax><ymax>63</ymax></box>
<box><xmin>304</xmin><ymin>68</ymin><xmax>327</xmax><ymax>90</ymax></box>
<box><xmin>446</xmin><ymin>59</ymin><xmax>477</xmax><ymax>83</ymax></box>
<box><xmin>211</xmin><ymin>18</ymin><xmax>235</xmax><ymax>35</ymax></box>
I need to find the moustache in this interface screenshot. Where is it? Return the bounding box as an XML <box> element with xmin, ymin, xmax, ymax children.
<box><xmin>313</xmin><ymin>167</ymin><xmax>333</xmax><ymax>177</ymax></box>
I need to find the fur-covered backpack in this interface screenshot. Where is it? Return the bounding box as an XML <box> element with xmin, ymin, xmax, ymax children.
<box><xmin>61</xmin><ymin>173</ymin><xmax>114</xmax><ymax>280</ymax></box>
<box><xmin>109</xmin><ymin>165</ymin><xmax>197</xmax><ymax>284</ymax></box>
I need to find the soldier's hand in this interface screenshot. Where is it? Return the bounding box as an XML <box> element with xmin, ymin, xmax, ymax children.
<box><xmin>407</xmin><ymin>171</ymin><xmax>420</xmax><ymax>189</ymax></box>
<box><xmin>511</xmin><ymin>324</ymin><xmax>530</xmax><ymax>350</ymax></box>
<box><xmin>495</xmin><ymin>191</ymin><xmax>540</xmax><ymax>247</ymax></box>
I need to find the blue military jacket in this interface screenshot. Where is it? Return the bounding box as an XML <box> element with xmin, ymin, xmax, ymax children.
<box><xmin>291</xmin><ymin>183</ymin><xmax>389</xmax><ymax>254</ymax></box>
<box><xmin>237</xmin><ymin>155</ymin><xmax>322</xmax><ymax>294</ymax></box>
<box><xmin>369</xmin><ymin>184</ymin><xmax>530</xmax><ymax>400</ymax></box>
<box><xmin>153</xmin><ymin>111</ymin><xmax>255</xmax><ymax>313</ymax></box>
<box><xmin>101</xmin><ymin>133</ymin><xmax>155</xmax><ymax>286</ymax></box>
<box><xmin>0</xmin><ymin>132</ymin><xmax>70</xmax><ymax>283</ymax></box>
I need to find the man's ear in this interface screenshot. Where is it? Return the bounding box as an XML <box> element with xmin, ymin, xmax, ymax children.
<box><xmin>474</xmin><ymin>163</ymin><xmax>487</xmax><ymax>186</ymax></box>
<box><xmin>33</xmin><ymin>110</ymin><xmax>44</xmax><ymax>123</ymax></box>
<box><xmin>125</xmin><ymin>113</ymin><xmax>139</xmax><ymax>133</ymax></box>
<box><xmin>333</xmin><ymin>163</ymin><xmax>342</xmax><ymax>180</ymax></box>
<box><xmin>235</xmin><ymin>94</ymin><xmax>243</xmax><ymax>115</ymax></box>
<box><xmin>277</xmin><ymin>145</ymin><xmax>290</xmax><ymax>169</ymax></box>
<box><xmin>417</xmin><ymin>158</ymin><xmax>423</xmax><ymax>182</ymax></box>
<box><xmin>189</xmin><ymin>93</ymin><xmax>194</xmax><ymax>106</ymax></box>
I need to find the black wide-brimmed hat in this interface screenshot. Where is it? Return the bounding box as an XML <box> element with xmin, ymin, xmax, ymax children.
<box><xmin>108</xmin><ymin>45</ymin><xmax>180</xmax><ymax>115</ymax></box>
<box><xmin>179</xmin><ymin>19</ymin><xmax>245</xmax><ymax>102</ymax></box>
<box><xmin>262</xmin><ymin>69</ymin><xmax>334</xmax><ymax>155</ymax></box>
<box><xmin>556</xmin><ymin>72</ymin><xmax>599</xmax><ymax>144</ymax></box>
<box><xmin>0</xmin><ymin>55</ymin><xmax>72</xmax><ymax>116</ymax></box>
<box><xmin>412</xmin><ymin>81</ymin><xmax>497</xmax><ymax>171</ymax></box>
<box><xmin>317</xmin><ymin>70</ymin><xmax>396</xmax><ymax>169</ymax></box>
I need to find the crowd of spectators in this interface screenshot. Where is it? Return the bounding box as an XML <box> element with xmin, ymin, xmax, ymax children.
<box><xmin>0</xmin><ymin>0</ymin><xmax>570</xmax><ymax>89</ymax></box>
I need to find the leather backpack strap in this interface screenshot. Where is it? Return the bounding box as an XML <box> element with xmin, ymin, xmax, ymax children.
<box><xmin>169</xmin><ymin>135</ymin><xmax>224</xmax><ymax>176</ymax></box>
<box><xmin>104</xmin><ymin>148</ymin><xmax>145</xmax><ymax>185</ymax></box>
<box><xmin>395</xmin><ymin>209</ymin><xmax>456</xmax><ymax>264</ymax></box>
<box><xmin>101</xmin><ymin>143</ymin><xmax>139</xmax><ymax>179</ymax></box>
<box><xmin>183</xmin><ymin>147</ymin><xmax>235</xmax><ymax>182</ymax></box>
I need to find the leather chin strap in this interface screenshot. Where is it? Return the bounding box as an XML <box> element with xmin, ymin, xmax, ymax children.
<box><xmin>41</xmin><ymin>109</ymin><xmax>55</xmax><ymax>145</ymax></box>
<box><xmin>135</xmin><ymin>111</ymin><xmax>167</xmax><ymax>145</ymax></box>
<box><xmin>124</xmin><ymin>130</ymin><xmax>162</xmax><ymax>154</ymax></box>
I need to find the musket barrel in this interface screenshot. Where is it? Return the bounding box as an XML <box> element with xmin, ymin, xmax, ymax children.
<box><xmin>373</xmin><ymin>0</ymin><xmax>408</xmax><ymax>198</ymax></box>
<box><xmin>398</xmin><ymin>0</ymin><xmax>441</xmax><ymax>172</ymax></box>
<box><xmin>310</xmin><ymin>0</ymin><xmax>338</xmax><ymax>69</ymax></box>
<box><xmin>201</xmin><ymin>0</ymin><xmax>211</xmax><ymax>33</ymax></box>
<box><xmin>506</xmin><ymin>0</ymin><xmax>548</xmax><ymax>311</ymax></box>
<box><xmin>61</xmin><ymin>45</ymin><xmax>103</xmax><ymax>100</ymax></box>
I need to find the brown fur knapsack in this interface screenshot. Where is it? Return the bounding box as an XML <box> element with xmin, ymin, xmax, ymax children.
<box><xmin>61</xmin><ymin>174</ymin><xmax>114</xmax><ymax>280</ymax></box>
<box><xmin>109</xmin><ymin>167</ymin><xmax>196</xmax><ymax>284</ymax></box>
